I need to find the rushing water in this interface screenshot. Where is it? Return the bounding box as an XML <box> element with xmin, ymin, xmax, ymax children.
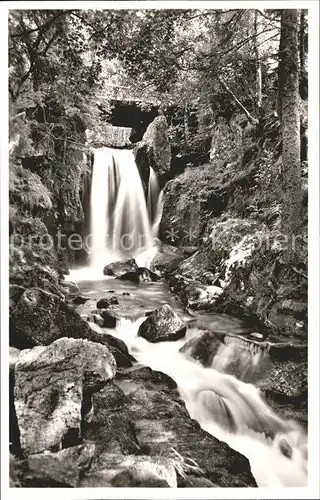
<box><xmin>68</xmin><ymin>145</ymin><xmax>307</xmax><ymax>487</ymax></box>
<box><xmin>71</xmin><ymin>276</ymin><xmax>308</xmax><ymax>488</ymax></box>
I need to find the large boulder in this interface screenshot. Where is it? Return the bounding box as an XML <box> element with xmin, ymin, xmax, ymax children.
<box><xmin>103</xmin><ymin>258</ymin><xmax>138</xmax><ymax>277</ymax></box>
<box><xmin>134</xmin><ymin>115</ymin><xmax>171</xmax><ymax>180</ymax></box>
<box><xmin>81</xmin><ymin>376</ymin><xmax>256</xmax><ymax>487</ymax></box>
<box><xmin>138</xmin><ymin>304</ymin><xmax>186</xmax><ymax>343</ymax></box>
<box><xmin>10</xmin><ymin>287</ymin><xmax>93</xmax><ymax>349</ymax></box>
<box><xmin>14</xmin><ymin>337</ymin><xmax>116</xmax><ymax>455</ymax></box>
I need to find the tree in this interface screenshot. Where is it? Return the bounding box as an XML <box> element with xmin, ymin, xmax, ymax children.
<box><xmin>278</xmin><ymin>9</ymin><xmax>302</xmax><ymax>256</ymax></box>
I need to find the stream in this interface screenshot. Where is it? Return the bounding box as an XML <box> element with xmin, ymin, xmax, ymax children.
<box><xmin>69</xmin><ymin>271</ymin><xmax>308</xmax><ymax>488</ymax></box>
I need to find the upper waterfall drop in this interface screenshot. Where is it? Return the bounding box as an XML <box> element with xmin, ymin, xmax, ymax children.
<box><xmin>89</xmin><ymin>147</ymin><xmax>161</xmax><ymax>273</ymax></box>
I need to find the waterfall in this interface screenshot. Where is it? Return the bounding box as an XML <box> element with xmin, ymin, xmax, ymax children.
<box><xmin>89</xmin><ymin>147</ymin><xmax>161</xmax><ymax>273</ymax></box>
<box><xmin>147</xmin><ymin>167</ymin><xmax>164</xmax><ymax>239</ymax></box>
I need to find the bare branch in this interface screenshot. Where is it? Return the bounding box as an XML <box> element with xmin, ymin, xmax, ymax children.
<box><xmin>218</xmin><ymin>77</ymin><xmax>258</xmax><ymax>125</ymax></box>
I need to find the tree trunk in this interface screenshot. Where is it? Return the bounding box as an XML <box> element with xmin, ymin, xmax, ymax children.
<box><xmin>279</xmin><ymin>9</ymin><xmax>302</xmax><ymax>258</ymax></box>
<box><xmin>254</xmin><ymin>10</ymin><xmax>262</xmax><ymax>114</ymax></box>
<box><xmin>299</xmin><ymin>9</ymin><xmax>308</xmax><ymax>99</ymax></box>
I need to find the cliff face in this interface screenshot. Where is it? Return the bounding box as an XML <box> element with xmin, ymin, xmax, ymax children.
<box><xmin>9</xmin><ymin>110</ymin><xmax>90</xmax><ymax>288</ymax></box>
<box><xmin>159</xmin><ymin>112</ymin><xmax>308</xmax><ymax>341</ymax></box>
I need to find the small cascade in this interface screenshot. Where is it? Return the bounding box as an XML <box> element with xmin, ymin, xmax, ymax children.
<box><xmin>181</xmin><ymin>330</ymin><xmax>270</xmax><ymax>383</ymax></box>
<box><xmin>211</xmin><ymin>335</ymin><xmax>270</xmax><ymax>383</ymax></box>
<box><xmin>88</xmin><ymin>147</ymin><xmax>162</xmax><ymax>274</ymax></box>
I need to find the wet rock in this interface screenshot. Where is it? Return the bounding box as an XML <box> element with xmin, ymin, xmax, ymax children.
<box><xmin>72</xmin><ymin>295</ymin><xmax>91</xmax><ymax>305</ymax></box>
<box><xmin>117</xmin><ymin>267</ymin><xmax>160</xmax><ymax>284</ymax></box>
<box><xmin>25</xmin><ymin>442</ymin><xmax>95</xmax><ymax>487</ymax></box>
<box><xmin>116</xmin><ymin>366</ymin><xmax>177</xmax><ymax>390</ymax></box>
<box><xmin>10</xmin><ymin>288</ymin><xmax>93</xmax><ymax>349</ymax></box>
<box><xmin>138</xmin><ymin>304</ymin><xmax>186</xmax><ymax>343</ymax></box>
<box><xmin>89</xmin><ymin>332</ymin><xmax>135</xmax><ymax>368</ymax></box>
<box><xmin>99</xmin><ymin>309</ymin><xmax>120</xmax><ymax>328</ymax></box>
<box><xmin>82</xmin><ymin>381</ymin><xmax>256</xmax><ymax>487</ymax></box>
<box><xmin>91</xmin><ymin>314</ymin><xmax>104</xmax><ymax>328</ymax></box>
<box><xmin>97</xmin><ymin>296</ymin><xmax>119</xmax><ymax>308</ymax></box>
<box><xmin>103</xmin><ymin>258</ymin><xmax>138</xmax><ymax>277</ymax></box>
<box><xmin>14</xmin><ymin>337</ymin><xmax>116</xmax><ymax>454</ymax></box>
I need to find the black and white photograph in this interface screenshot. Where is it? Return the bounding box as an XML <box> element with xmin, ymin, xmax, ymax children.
<box><xmin>2</xmin><ymin>0</ymin><xmax>319</xmax><ymax>497</ymax></box>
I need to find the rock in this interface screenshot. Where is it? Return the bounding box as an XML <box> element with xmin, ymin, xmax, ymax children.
<box><xmin>75</xmin><ymin>298</ymin><xmax>97</xmax><ymax>315</ymax></box>
<box><xmin>97</xmin><ymin>296</ymin><xmax>119</xmax><ymax>308</ymax></box>
<box><xmin>180</xmin><ymin>330</ymin><xmax>270</xmax><ymax>383</ymax></box>
<box><xmin>61</xmin><ymin>280</ymin><xmax>80</xmax><ymax>296</ymax></box>
<box><xmin>72</xmin><ymin>295</ymin><xmax>91</xmax><ymax>305</ymax></box>
<box><xmin>258</xmin><ymin>341</ymin><xmax>308</xmax><ymax>427</ymax></box>
<box><xmin>138</xmin><ymin>304</ymin><xmax>186</xmax><ymax>343</ymax></box>
<box><xmin>10</xmin><ymin>264</ymin><xmax>63</xmax><ymax>298</ymax></box>
<box><xmin>102</xmin><ymin>334</ymin><xmax>135</xmax><ymax>368</ymax></box>
<box><xmin>184</xmin><ymin>282</ymin><xmax>224</xmax><ymax>310</ymax></box>
<box><xmin>10</xmin><ymin>454</ymin><xmax>25</xmax><ymax>487</ymax></box>
<box><xmin>117</xmin><ymin>267</ymin><xmax>160</xmax><ymax>284</ymax></box>
<box><xmin>81</xmin><ymin>453</ymin><xmax>177</xmax><ymax>487</ymax></box>
<box><xmin>25</xmin><ymin>442</ymin><xmax>95</xmax><ymax>487</ymax></box>
<box><xmin>116</xmin><ymin>366</ymin><xmax>177</xmax><ymax>390</ymax></box>
<box><xmin>110</xmin><ymin>456</ymin><xmax>177</xmax><ymax>487</ymax></box>
<box><xmin>152</xmin><ymin>245</ymin><xmax>185</xmax><ymax>274</ymax></box>
<box><xmin>100</xmin><ymin>309</ymin><xmax>119</xmax><ymax>328</ymax></box>
<box><xmin>122</xmin><ymin>292</ymin><xmax>131</xmax><ymax>296</ymax></box>
<box><xmin>91</xmin><ymin>314</ymin><xmax>104</xmax><ymax>328</ymax></box>
<box><xmin>9</xmin><ymin>285</ymin><xmax>26</xmax><ymax>313</ymax></box>
<box><xmin>180</xmin><ymin>475</ymin><xmax>218</xmax><ymax>487</ymax></box>
<box><xmin>14</xmin><ymin>337</ymin><xmax>116</xmax><ymax>454</ymax></box>
<box><xmin>134</xmin><ymin>115</ymin><xmax>171</xmax><ymax>179</ymax></box>
<box><xmin>82</xmin><ymin>381</ymin><xmax>256</xmax><ymax>487</ymax></box>
<box><xmin>103</xmin><ymin>258</ymin><xmax>138</xmax><ymax>277</ymax></box>
<box><xmin>10</xmin><ymin>288</ymin><xmax>93</xmax><ymax>349</ymax></box>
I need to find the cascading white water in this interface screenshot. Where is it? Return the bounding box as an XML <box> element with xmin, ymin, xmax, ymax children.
<box><xmin>104</xmin><ymin>318</ymin><xmax>308</xmax><ymax>487</ymax></box>
<box><xmin>90</xmin><ymin>148</ymin><xmax>155</xmax><ymax>270</ymax></box>
<box><xmin>70</xmin><ymin>147</ymin><xmax>163</xmax><ymax>279</ymax></box>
